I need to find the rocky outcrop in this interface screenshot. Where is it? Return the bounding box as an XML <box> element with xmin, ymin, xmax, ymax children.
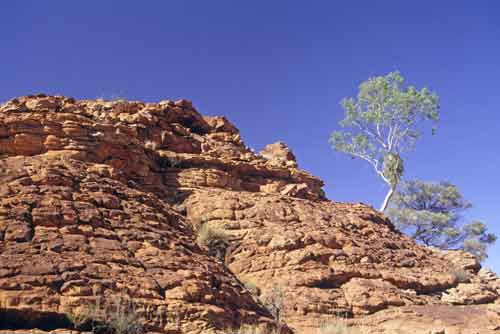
<box><xmin>259</xmin><ymin>142</ymin><xmax>297</xmax><ymax>169</ymax></box>
<box><xmin>184</xmin><ymin>190</ymin><xmax>500</xmax><ymax>332</ymax></box>
<box><xmin>0</xmin><ymin>95</ymin><xmax>292</xmax><ymax>334</ymax></box>
<box><xmin>0</xmin><ymin>95</ymin><xmax>499</xmax><ymax>334</ymax></box>
<box><xmin>349</xmin><ymin>304</ymin><xmax>500</xmax><ymax>334</ymax></box>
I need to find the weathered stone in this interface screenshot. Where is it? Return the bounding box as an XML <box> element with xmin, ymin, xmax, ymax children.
<box><xmin>260</xmin><ymin>142</ymin><xmax>297</xmax><ymax>168</ymax></box>
<box><xmin>0</xmin><ymin>95</ymin><xmax>498</xmax><ymax>334</ymax></box>
<box><xmin>442</xmin><ymin>283</ymin><xmax>498</xmax><ymax>305</ymax></box>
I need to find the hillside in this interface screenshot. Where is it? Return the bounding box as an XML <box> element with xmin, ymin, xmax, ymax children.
<box><xmin>0</xmin><ymin>95</ymin><xmax>499</xmax><ymax>334</ymax></box>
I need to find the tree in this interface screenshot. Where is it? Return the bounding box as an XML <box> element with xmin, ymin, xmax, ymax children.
<box><xmin>329</xmin><ymin>71</ymin><xmax>440</xmax><ymax>211</ymax></box>
<box><xmin>387</xmin><ymin>180</ymin><xmax>497</xmax><ymax>261</ymax></box>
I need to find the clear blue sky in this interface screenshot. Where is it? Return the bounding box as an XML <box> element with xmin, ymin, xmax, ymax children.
<box><xmin>1</xmin><ymin>1</ymin><xmax>499</xmax><ymax>272</ymax></box>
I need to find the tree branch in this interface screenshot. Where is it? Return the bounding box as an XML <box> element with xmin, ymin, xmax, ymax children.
<box><xmin>353</xmin><ymin>120</ymin><xmax>388</xmax><ymax>149</ymax></box>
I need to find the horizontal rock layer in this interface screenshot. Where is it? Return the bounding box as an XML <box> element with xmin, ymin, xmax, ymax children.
<box><xmin>0</xmin><ymin>95</ymin><xmax>498</xmax><ymax>334</ymax></box>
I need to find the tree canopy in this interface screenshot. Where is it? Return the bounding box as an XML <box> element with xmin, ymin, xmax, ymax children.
<box><xmin>387</xmin><ymin>180</ymin><xmax>497</xmax><ymax>261</ymax></box>
<box><xmin>330</xmin><ymin>71</ymin><xmax>440</xmax><ymax>211</ymax></box>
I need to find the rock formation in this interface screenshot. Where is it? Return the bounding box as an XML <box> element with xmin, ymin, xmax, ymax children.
<box><xmin>0</xmin><ymin>95</ymin><xmax>498</xmax><ymax>334</ymax></box>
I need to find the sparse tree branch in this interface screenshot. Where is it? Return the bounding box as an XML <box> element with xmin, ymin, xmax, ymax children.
<box><xmin>330</xmin><ymin>72</ymin><xmax>439</xmax><ymax>212</ymax></box>
<box><xmin>387</xmin><ymin>180</ymin><xmax>497</xmax><ymax>261</ymax></box>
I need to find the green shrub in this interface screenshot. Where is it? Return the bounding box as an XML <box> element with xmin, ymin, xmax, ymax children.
<box><xmin>451</xmin><ymin>268</ymin><xmax>471</xmax><ymax>283</ymax></box>
<box><xmin>243</xmin><ymin>280</ymin><xmax>261</xmax><ymax>295</ymax></box>
<box><xmin>196</xmin><ymin>224</ymin><xmax>229</xmax><ymax>248</ymax></box>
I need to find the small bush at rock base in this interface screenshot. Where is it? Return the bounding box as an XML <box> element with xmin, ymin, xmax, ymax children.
<box><xmin>222</xmin><ymin>324</ymin><xmax>281</xmax><ymax>334</ymax></box>
<box><xmin>196</xmin><ymin>224</ymin><xmax>229</xmax><ymax>248</ymax></box>
<box><xmin>317</xmin><ymin>314</ymin><xmax>368</xmax><ymax>334</ymax></box>
<box><xmin>67</xmin><ymin>295</ymin><xmax>143</xmax><ymax>334</ymax></box>
<box><xmin>450</xmin><ymin>268</ymin><xmax>471</xmax><ymax>283</ymax></box>
<box><xmin>242</xmin><ymin>280</ymin><xmax>261</xmax><ymax>295</ymax></box>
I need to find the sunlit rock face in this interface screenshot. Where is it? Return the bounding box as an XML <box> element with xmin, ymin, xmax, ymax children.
<box><xmin>0</xmin><ymin>95</ymin><xmax>498</xmax><ymax>334</ymax></box>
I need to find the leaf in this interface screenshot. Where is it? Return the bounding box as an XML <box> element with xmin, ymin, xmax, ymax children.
<box><xmin>387</xmin><ymin>179</ymin><xmax>497</xmax><ymax>261</ymax></box>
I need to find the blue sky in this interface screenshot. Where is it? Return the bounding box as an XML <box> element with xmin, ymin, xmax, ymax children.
<box><xmin>1</xmin><ymin>1</ymin><xmax>499</xmax><ymax>271</ymax></box>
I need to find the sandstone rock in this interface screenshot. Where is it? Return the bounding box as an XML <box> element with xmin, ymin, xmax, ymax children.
<box><xmin>441</xmin><ymin>283</ymin><xmax>498</xmax><ymax>305</ymax></box>
<box><xmin>0</xmin><ymin>95</ymin><xmax>498</xmax><ymax>334</ymax></box>
<box><xmin>0</xmin><ymin>96</ymin><xmax>284</xmax><ymax>334</ymax></box>
<box><xmin>349</xmin><ymin>305</ymin><xmax>500</xmax><ymax>334</ymax></box>
<box><xmin>260</xmin><ymin>142</ymin><xmax>298</xmax><ymax>168</ymax></box>
<box><xmin>479</xmin><ymin>267</ymin><xmax>500</xmax><ymax>284</ymax></box>
<box><xmin>433</xmin><ymin>248</ymin><xmax>481</xmax><ymax>272</ymax></box>
<box><xmin>183</xmin><ymin>190</ymin><xmax>495</xmax><ymax>332</ymax></box>
<box><xmin>342</xmin><ymin>278</ymin><xmax>415</xmax><ymax>315</ymax></box>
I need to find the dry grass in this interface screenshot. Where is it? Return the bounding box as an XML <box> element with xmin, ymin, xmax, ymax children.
<box><xmin>242</xmin><ymin>280</ymin><xmax>261</xmax><ymax>295</ymax></box>
<box><xmin>316</xmin><ymin>313</ymin><xmax>368</xmax><ymax>334</ymax></box>
<box><xmin>196</xmin><ymin>224</ymin><xmax>229</xmax><ymax>248</ymax></box>
<box><xmin>222</xmin><ymin>324</ymin><xmax>281</xmax><ymax>334</ymax></box>
<box><xmin>319</xmin><ymin>322</ymin><xmax>351</xmax><ymax>334</ymax></box>
<box><xmin>451</xmin><ymin>268</ymin><xmax>471</xmax><ymax>283</ymax></box>
<box><xmin>67</xmin><ymin>295</ymin><xmax>143</xmax><ymax>334</ymax></box>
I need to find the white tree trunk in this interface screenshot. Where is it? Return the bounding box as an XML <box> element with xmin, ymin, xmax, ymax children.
<box><xmin>380</xmin><ymin>186</ymin><xmax>395</xmax><ymax>212</ymax></box>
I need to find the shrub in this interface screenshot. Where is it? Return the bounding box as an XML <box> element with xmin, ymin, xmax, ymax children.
<box><xmin>67</xmin><ymin>295</ymin><xmax>143</xmax><ymax>334</ymax></box>
<box><xmin>316</xmin><ymin>312</ymin><xmax>368</xmax><ymax>334</ymax></box>
<box><xmin>451</xmin><ymin>268</ymin><xmax>471</xmax><ymax>283</ymax></box>
<box><xmin>243</xmin><ymin>280</ymin><xmax>261</xmax><ymax>295</ymax></box>
<box><xmin>318</xmin><ymin>321</ymin><xmax>364</xmax><ymax>334</ymax></box>
<box><xmin>262</xmin><ymin>283</ymin><xmax>285</xmax><ymax>327</ymax></box>
<box><xmin>319</xmin><ymin>323</ymin><xmax>349</xmax><ymax>334</ymax></box>
<box><xmin>196</xmin><ymin>224</ymin><xmax>229</xmax><ymax>248</ymax></box>
<box><xmin>223</xmin><ymin>324</ymin><xmax>280</xmax><ymax>334</ymax></box>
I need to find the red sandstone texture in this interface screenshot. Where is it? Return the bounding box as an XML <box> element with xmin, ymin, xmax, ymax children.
<box><xmin>0</xmin><ymin>95</ymin><xmax>498</xmax><ymax>334</ymax></box>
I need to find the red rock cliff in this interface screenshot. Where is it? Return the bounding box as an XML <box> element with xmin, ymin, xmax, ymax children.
<box><xmin>0</xmin><ymin>95</ymin><xmax>498</xmax><ymax>334</ymax></box>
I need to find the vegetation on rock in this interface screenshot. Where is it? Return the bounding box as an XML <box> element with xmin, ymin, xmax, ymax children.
<box><xmin>196</xmin><ymin>223</ymin><xmax>230</xmax><ymax>248</ymax></box>
<box><xmin>0</xmin><ymin>95</ymin><xmax>499</xmax><ymax>334</ymax></box>
<box><xmin>67</xmin><ymin>296</ymin><xmax>143</xmax><ymax>334</ymax></box>
<box><xmin>329</xmin><ymin>71</ymin><xmax>440</xmax><ymax>211</ymax></box>
<box><xmin>387</xmin><ymin>180</ymin><xmax>496</xmax><ymax>260</ymax></box>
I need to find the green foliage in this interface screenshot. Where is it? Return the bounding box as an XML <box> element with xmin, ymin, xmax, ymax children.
<box><xmin>242</xmin><ymin>279</ymin><xmax>261</xmax><ymax>295</ymax></box>
<box><xmin>387</xmin><ymin>180</ymin><xmax>497</xmax><ymax>261</ymax></box>
<box><xmin>450</xmin><ymin>268</ymin><xmax>471</xmax><ymax>283</ymax></box>
<box><xmin>329</xmin><ymin>71</ymin><xmax>439</xmax><ymax>211</ymax></box>
<box><xmin>382</xmin><ymin>153</ymin><xmax>404</xmax><ymax>187</ymax></box>
<box><xmin>196</xmin><ymin>224</ymin><xmax>230</xmax><ymax>248</ymax></box>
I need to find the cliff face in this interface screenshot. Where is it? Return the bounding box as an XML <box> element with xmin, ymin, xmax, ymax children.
<box><xmin>0</xmin><ymin>95</ymin><xmax>498</xmax><ymax>334</ymax></box>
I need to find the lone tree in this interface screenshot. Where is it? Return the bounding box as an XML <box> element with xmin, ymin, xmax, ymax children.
<box><xmin>330</xmin><ymin>72</ymin><xmax>439</xmax><ymax>211</ymax></box>
<box><xmin>387</xmin><ymin>180</ymin><xmax>496</xmax><ymax>261</ymax></box>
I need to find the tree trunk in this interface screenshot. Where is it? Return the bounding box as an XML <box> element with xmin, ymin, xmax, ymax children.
<box><xmin>380</xmin><ymin>186</ymin><xmax>395</xmax><ymax>212</ymax></box>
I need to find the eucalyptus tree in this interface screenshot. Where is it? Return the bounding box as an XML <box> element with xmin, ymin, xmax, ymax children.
<box><xmin>329</xmin><ymin>72</ymin><xmax>440</xmax><ymax>211</ymax></box>
<box><xmin>387</xmin><ymin>180</ymin><xmax>496</xmax><ymax>261</ymax></box>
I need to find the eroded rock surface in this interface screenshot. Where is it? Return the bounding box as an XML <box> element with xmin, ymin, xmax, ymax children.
<box><xmin>0</xmin><ymin>95</ymin><xmax>499</xmax><ymax>334</ymax></box>
<box><xmin>0</xmin><ymin>95</ymin><xmax>288</xmax><ymax>334</ymax></box>
<box><xmin>348</xmin><ymin>304</ymin><xmax>500</xmax><ymax>334</ymax></box>
<box><xmin>185</xmin><ymin>190</ymin><xmax>500</xmax><ymax>332</ymax></box>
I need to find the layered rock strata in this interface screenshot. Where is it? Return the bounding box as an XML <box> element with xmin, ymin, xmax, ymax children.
<box><xmin>0</xmin><ymin>95</ymin><xmax>498</xmax><ymax>334</ymax></box>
